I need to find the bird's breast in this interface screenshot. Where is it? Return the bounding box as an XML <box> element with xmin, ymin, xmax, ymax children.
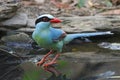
<box><xmin>32</xmin><ymin>29</ymin><xmax>64</xmax><ymax>52</ymax></box>
<box><xmin>32</xmin><ymin>30</ymin><xmax>53</xmax><ymax>47</ymax></box>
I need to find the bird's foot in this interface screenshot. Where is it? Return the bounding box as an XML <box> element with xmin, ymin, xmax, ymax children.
<box><xmin>37</xmin><ymin>57</ymin><xmax>52</xmax><ymax>66</ymax></box>
<box><xmin>37</xmin><ymin>56</ymin><xmax>53</xmax><ymax>66</ymax></box>
<box><xmin>43</xmin><ymin>53</ymin><xmax>60</xmax><ymax>69</ymax></box>
<box><xmin>43</xmin><ymin>61</ymin><xmax>57</xmax><ymax>70</ymax></box>
<box><xmin>37</xmin><ymin>50</ymin><xmax>53</xmax><ymax>66</ymax></box>
<box><xmin>37</xmin><ymin>58</ymin><xmax>45</xmax><ymax>66</ymax></box>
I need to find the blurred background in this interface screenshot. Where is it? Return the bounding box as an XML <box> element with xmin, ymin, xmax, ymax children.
<box><xmin>0</xmin><ymin>0</ymin><xmax>120</xmax><ymax>80</ymax></box>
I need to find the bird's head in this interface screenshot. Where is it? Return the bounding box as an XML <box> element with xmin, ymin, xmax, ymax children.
<box><xmin>35</xmin><ymin>14</ymin><xmax>61</xmax><ymax>27</ymax></box>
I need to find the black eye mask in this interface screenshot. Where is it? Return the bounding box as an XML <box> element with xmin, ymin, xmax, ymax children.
<box><xmin>35</xmin><ymin>16</ymin><xmax>51</xmax><ymax>25</ymax></box>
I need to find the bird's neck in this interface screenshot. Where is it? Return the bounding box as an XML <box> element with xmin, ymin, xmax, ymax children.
<box><xmin>35</xmin><ymin>22</ymin><xmax>51</xmax><ymax>31</ymax></box>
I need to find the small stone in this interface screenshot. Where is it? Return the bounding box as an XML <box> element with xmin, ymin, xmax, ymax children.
<box><xmin>34</xmin><ymin>0</ymin><xmax>45</xmax><ymax>4</ymax></box>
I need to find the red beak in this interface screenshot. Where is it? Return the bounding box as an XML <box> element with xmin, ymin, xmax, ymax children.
<box><xmin>50</xmin><ymin>18</ymin><xmax>61</xmax><ymax>23</ymax></box>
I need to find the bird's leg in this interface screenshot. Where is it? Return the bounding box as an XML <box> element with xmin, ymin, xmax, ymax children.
<box><xmin>46</xmin><ymin>57</ymin><xmax>53</xmax><ymax>61</ymax></box>
<box><xmin>43</xmin><ymin>53</ymin><xmax>60</xmax><ymax>70</ymax></box>
<box><xmin>37</xmin><ymin>50</ymin><xmax>53</xmax><ymax>66</ymax></box>
<box><xmin>44</xmin><ymin>65</ymin><xmax>61</xmax><ymax>76</ymax></box>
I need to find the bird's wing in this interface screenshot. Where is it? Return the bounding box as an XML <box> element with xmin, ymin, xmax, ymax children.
<box><xmin>50</xmin><ymin>27</ymin><xmax>66</xmax><ymax>43</ymax></box>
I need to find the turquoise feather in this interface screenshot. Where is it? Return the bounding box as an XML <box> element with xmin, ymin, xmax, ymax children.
<box><xmin>32</xmin><ymin>14</ymin><xmax>113</xmax><ymax>53</ymax></box>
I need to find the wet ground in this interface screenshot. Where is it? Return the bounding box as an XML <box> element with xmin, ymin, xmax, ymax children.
<box><xmin>0</xmin><ymin>33</ymin><xmax>120</xmax><ymax>80</ymax></box>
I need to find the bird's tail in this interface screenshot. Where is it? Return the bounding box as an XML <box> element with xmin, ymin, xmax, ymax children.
<box><xmin>63</xmin><ymin>31</ymin><xmax>113</xmax><ymax>44</ymax></box>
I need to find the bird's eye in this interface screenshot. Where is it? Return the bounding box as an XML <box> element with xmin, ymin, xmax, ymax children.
<box><xmin>43</xmin><ymin>18</ymin><xmax>48</xmax><ymax>21</ymax></box>
<box><xmin>42</xmin><ymin>17</ymin><xmax>50</xmax><ymax>22</ymax></box>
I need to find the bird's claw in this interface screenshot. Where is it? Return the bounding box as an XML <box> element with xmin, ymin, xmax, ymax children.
<box><xmin>37</xmin><ymin>57</ymin><xmax>54</xmax><ymax>66</ymax></box>
<box><xmin>43</xmin><ymin>62</ymin><xmax>57</xmax><ymax>69</ymax></box>
<box><xmin>37</xmin><ymin>61</ymin><xmax>45</xmax><ymax>66</ymax></box>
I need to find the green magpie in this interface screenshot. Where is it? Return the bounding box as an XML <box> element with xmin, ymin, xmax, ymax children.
<box><xmin>32</xmin><ymin>14</ymin><xmax>113</xmax><ymax>71</ymax></box>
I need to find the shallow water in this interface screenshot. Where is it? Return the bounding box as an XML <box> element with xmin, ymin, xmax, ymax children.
<box><xmin>1</xmin><ymin>34</ymin><xmax>120</xmax><ymax>80</ymax></box>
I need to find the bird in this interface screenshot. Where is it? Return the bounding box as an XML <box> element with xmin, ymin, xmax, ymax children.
<box><xmin>32</xmin><ymin>14</ymin><xmax>113</xmax><ymax>71</ymax></box>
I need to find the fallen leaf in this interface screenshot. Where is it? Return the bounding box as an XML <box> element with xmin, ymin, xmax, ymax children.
<box><xmin>78</xmin><ymin>0</ymin><xmax>86</xmax><ymax>8</ymax></box>
<box><xmin>62</xmin><ymin>0</ymin><xmax>71</xmax><ymax>4</ymax></box>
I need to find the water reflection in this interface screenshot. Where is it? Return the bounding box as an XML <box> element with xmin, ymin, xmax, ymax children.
<box><xmin>47</xmin><ymin>74</ymin><xmax>71</xmax><ymax>80</ymax></box>
<box><xmin>21</xmin><ymin>60</ymin><xmax>72</xmax><ymax>80</ymax></box>
<box><xmin>42</xmin><ymin>65</ymin><xmax>71</xmax><ymax>80</ymax></box>
<box><xmin>20</xmin><ymin>57</ymin><xmax>120</xmax><ymax>80</ymax></box>
<box><xmin>1</xmin><ymin>46</ymin><xmax>120</xmax><ymax>80</ymax></box>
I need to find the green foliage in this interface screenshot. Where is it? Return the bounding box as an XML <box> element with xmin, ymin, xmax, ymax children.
<box><xmin>77</xmin><ymin>0</ymin><xmax>86</xmax><ymax>8</ymax></box>
<box><xmin>22</xmin><ymin>69</ymin><xmax>41</xmax><ymax>80</ymax></box>
<box><xmin>105</xmin><ymin>0</ymin><xmax>113</xmax><ymax>7</ymax></box>
<box><xmin>77</xmin><ymin>0</ymin><xmax>112</xmax><ymax>8</ymax></box>
<box><xmin>57</xmin><ymin>60</ymin><xmax>68</xmax><ymax>69</ymax></box>
<box><xmin>57</xmin><ymin>60</ymin><xmax>72</xmax><ymax>78</ymax></box>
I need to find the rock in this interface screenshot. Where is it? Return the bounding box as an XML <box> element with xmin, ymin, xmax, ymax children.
<box><xmin>98</xmin><ymin>42</ymin><xmax>120</xmax><ymax>50</ymax></box>
<box><xmin>0</xmin><ymin>48</ymin><xmax>23</xmax><ymax>80</ymax></box>
<box><xmin>57</xmin><ymin>16</ymin><xmax>120</xmax><ymax>33</ymax></box>
<box><xmin>0</xmin><ymin>13</ymin><xmax>28</xmax><ymax>28</ymax></box>
<box><xmin>1</xmin><ymin>32</ymin><xmax>32</xmax><ymax>43</ymax></box>
<box><xmin>0</xmin><ymin>32</ymin><xmax>46</xmax><ymax>55</ymax></box>
<box><xmin>27</xmin><ymin>19</ymin><xmax>35</xmax><ymax>27</ymax></box>
<box><xmin>1</xmin><ymin>32</ymin><xmax>33</xmax><ymax>55</ymax></box>
<box><xmin>17</xmin><ymin>28</ymin><xmax>35</xmax><ymax>33</ymax></box>
<box><xmin>62</xmin><ymin>51</ymin><xmax>120</xmax><ymax>62</ymax></box>
<box><xmin>0</xmin><ymin>0</ymin><xmax>20</xmax><ymax>21</ymax></box>
<box><xmin>59</xmin><ymin>16</ymin><xmax>109</xmax><ymax>32</ymax></box>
